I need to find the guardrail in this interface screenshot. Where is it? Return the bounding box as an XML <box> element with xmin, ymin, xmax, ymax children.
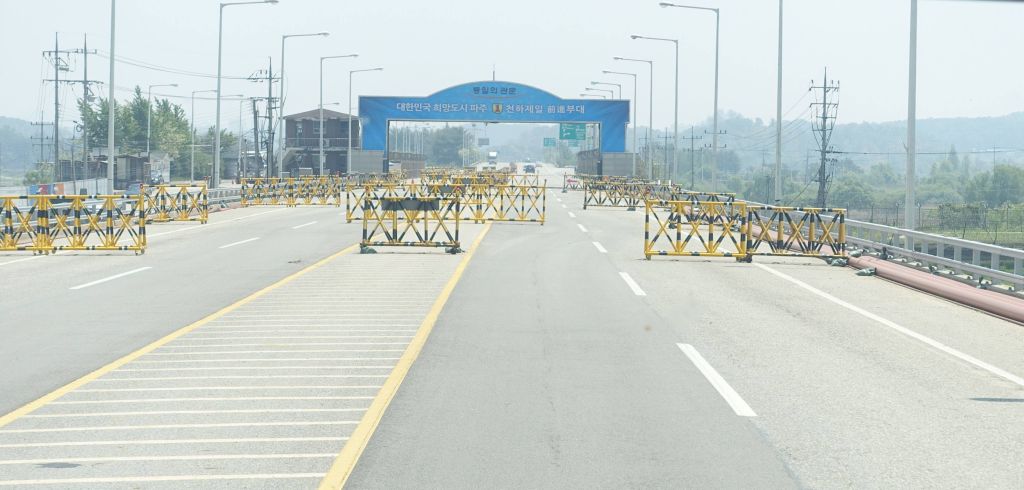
<box><xmin>842</xmin><ymin>218</ymin><xmax>1024</xmax><ymax>291</ymax></box>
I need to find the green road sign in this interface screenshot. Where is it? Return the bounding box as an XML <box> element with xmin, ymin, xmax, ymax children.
<box><xmin>543</xmin><ymin>137</ymin><xmax>556</xmax><ymax>148</ymax></box>
<box><xmin>567</xmin><ymin>139</ymin><xmax>580</xmax><ymax>148</ymax></box>
<box><xmin>559</xmin><ymin>123</ymin><xmax>586</xmax><ymax>140</ymax></box>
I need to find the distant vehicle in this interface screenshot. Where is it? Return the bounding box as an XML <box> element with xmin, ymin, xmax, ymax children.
<box><xmin>523</xmin><ymin>164</ymin><xmax>536</xmax><ymax>174</ymax></box>
<box><xmin>147</xmin><ymin>172</ymin><xmax>165</xmax><ymax>186</ymax></box>
<box><xmin>509</xmin><ymin>163</ymin><xmax>518</xmax><ymax>173</ymax></box>
<box><xmin>487</xmin><ymin>151</ymin><xmax>498</xmax><ymax>164</ymax></box>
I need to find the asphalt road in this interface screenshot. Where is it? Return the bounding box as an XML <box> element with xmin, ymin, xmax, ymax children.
<box><xmin>349</xmin><ymin>170</ymin><xmax>1024</xmax><ymax>489</ymax></box>
<box><xmin>0</xmin><ymin>206</ymin><xmax>360</xmax><ymax>415</ymax></box>
<box><xmin>2</xmin><ymin>168</ymin><xmax>1023</xmax><ymax>488</ymax></box>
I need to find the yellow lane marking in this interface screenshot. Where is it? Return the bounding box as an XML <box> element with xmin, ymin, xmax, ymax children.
<box><xmin>0</xmin><ymin>243</ymin><xmax>360</xmax><ymax>430</ymax></box>
<box><xmin>318</xmin><ymin>223</ymin><xmax>492</xmax><ymax>490</ymax></box>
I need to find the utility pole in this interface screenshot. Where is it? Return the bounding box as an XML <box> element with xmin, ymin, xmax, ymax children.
<box><xmin>43</xmin><ymin>34</ymin><xmax>75</xmax><ymax>180</ymax></box>
<box><xmin>73</xmin><ymin>35</ymin><xmax>99</xmax><ymax>188</ymax></box>
<box><xmin>681</xmin><ymin>127</ymin><xmax>703</xmax><ymax>189</ymax></box>
<box><xmin>810</xmin><ymin>67</ymin><xmax>840</xmax><ymax>208</ymax></box>
<box><xmin>251</xmin><ymin>98</ymin><xmax>263</xmax><ymax>177</ymax></box>
<box><xmin>248</xmin><ymin>64</ymin><xmax>279</xmax><ymax>177</ymax></box>
<box><xmin>31</xmin><ymin>114</ymin><xmax>54</xmax><ymax>177</ymax></box>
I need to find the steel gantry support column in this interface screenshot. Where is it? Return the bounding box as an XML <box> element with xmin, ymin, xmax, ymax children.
<box><xmin>603</xmin><ymin>70</ymin><xmax>638</xmax><ymax>177</ymax></box>
<box><xmin>348</xmin><ymin>67</ymin><xmax>383</xmax><ymax>174</ymax></box>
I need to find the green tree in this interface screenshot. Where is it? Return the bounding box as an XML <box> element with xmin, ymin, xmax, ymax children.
<box><xmin>427</xmin><ymin>127</ymin><xmax>467</xmax><ymax>165</ymax></box>
<box><xmin>965</xmin><ymin>165</ymin><xmax>1024</xmax><ymax>206</ymax></box>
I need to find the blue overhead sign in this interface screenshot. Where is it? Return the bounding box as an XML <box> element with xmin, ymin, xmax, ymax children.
<box><xmin>359</xmin><ymin>81</ymin><xmax>629</xmax><ymax>153</ymax></box>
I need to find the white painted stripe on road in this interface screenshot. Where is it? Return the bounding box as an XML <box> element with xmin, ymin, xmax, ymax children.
<box><xmin>143</xmin><ymin>349</ymin><xmax>404</xmax><ymax>355</ymax></box>
<box><xmin>618</xmin><ymin>272</ymin><xmax>646</xmax><ymax>296</ymax></box>
<box><xmin>754</xmin><ymin>263</ymin><xmax>1024</xmax><ymax>387</ymax></box>
<box><xmin>76</xmin><ymin>385</ymin><xmax>382</xmax><ymax>393</ymax></box>
<box><xmin>158</xmin><ymin>342</ymin><xmax>410</xmax><ymax>348</ymax></box>
<box><xmin>130</xmin><ymin>358</ymin><xmax>401</xmax><ymax>363</ymax></box>
<box><xmin>677</xmin><ymin>343</ymin><xmax>757</xmax><ymax>417</ymax></box>
<box><xmin>219</xmin><ymin>237</ymin><xmax>260</xmax><ymax>249</ymax></box>
<box><xmin>0</xmin><ymin>473</ymin><xmax>324</xmax><ymax>486</ymax></box>
<box><xmin>51</xmin><ymin>396</ymin><xmax>374</xmax><ymax>405</ymax></box>
<box><xmin>118</xmin><ymin>366</ymin><xmax>394</xmax><ymax>372</ymax></box>
<box><xmin>0</xmin><ymin>453</ymin><xmax>335</xmax><ymax>465</ymax></box>
<box><xmin>147</xmin><ymin>209</ymin><xmax>284</xmax><ymax>237</ymax></box>
<box><xmin>577</xmin><ymin>223</ymin><xmax>588</xmax><ymax>232</ymax></box>
<box><xmin>0</xmin><ymin>255</ymin><xmax>46</xmax><ymax>267</ymax></box>
<box><xmin>69</xmin><ymin>267</ymin><xmax>152</xmax><ymax>290</ymax></box>
<box><xmin>592</xmin><ymin>241</ymin><xmax>608</xmax><ymax>253</ymax></box>
<box><xmin>0</xmin><ymin>421</ymin><xmax>359</xmax><ymax>434</ymax></box>
<box><xmin>568</xmin><ymin>212</ymin><xmax>577</xmax><ymax>218</ymax></box>
<box><xmin>0</xmin><ymin>436</ymin><xmax>346</xmax><ymax>449</ymax></box>
<box><xmin>292</xmin><ymin>220</ymin><xmax>318</xmax><ymax>229</ymax></box>
<box><xmin>172</xmin><ymin>335</ymin><xmax>414</xmax><ymax>340</ymax></box>
<box><xmin>26</xmin><ymin>408</ymin><xmax>366</xmax><ymax>418</ymax></box>
<box><xmin>95</xmin><ymin>375</ymin><xmax>389</xmax><ymax>381</ymax></box>
<box><xmin>557</xmin><ymin>198</ymin><xmax>562</xmax><ymax>202</ymax></box>
<box><xmin>561</xmin><ymin>204</ymin><xmax>567</xmax><ymax>209</ymax></box>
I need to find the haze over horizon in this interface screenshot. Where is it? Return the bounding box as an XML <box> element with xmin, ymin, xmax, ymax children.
<box><xmin>2</xmin><ymin>0</ymin><xmax>1023</xmax><ymax>130</ymax></box>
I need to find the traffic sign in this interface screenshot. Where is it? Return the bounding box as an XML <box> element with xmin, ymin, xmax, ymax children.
<box><xmin>543</xmin><ymin>137</ymin><xmax>556</xmax><ymax>148</ymax></box>
<box><xmin>559</xmin><ymin>123</ymin><xmax>586</xmax><ymax>140</ymax></box>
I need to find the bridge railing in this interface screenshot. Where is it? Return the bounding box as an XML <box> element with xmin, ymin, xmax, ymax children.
<box><xmin>841</xmin><ymin>218</ymin><xmax>1024</xmax><ymax>291</ymax></box>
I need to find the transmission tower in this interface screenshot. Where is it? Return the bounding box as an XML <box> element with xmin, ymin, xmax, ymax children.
<box><xmin>810</xmin><ymin>67</ymin><xmax>839</xmax><ymax>208</ymax></box>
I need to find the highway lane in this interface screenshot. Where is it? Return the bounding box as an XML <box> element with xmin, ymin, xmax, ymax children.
<box><xmin>0</xmin><ymin>206</ymin><xmax>360</xmax><ymax>416</ymax></box>
<box><xmin>346</xmin><ymin>187</ymin><xmax>800</xmax><ymax>488</ymax></box>
<box><xmin>575</xmin><ymin>199</ymin><xmax>1024</xmax><ymax>488</ymax></box>
<box><xmin>0</xmin><ymin>223</ymin><xmax>488</xmax><ymax>487</ymax></box>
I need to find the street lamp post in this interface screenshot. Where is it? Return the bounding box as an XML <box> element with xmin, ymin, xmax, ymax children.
<box><xmin>906</xmin><ymin>0</ymin><xmax>917</xmax><ymax>229</ymax></box>
<box><xmin>190</xmin><ymin>89</ymin><xmax>216</xmax><ymax>182</ymax></box>
<box><xmin>215</xmin><ymin>0</ymin><xmax>277</xmax><ymax>189</ymax></box>
<box><xmin>603</xmin><ymin>70</ymin><xmax>638</xmax><ymax>178</ymax></box>
<box><xmin>632</xmin><ymin>34</ymin><xmax>678</xmax><ymax>182</ymax></box>
<box><xmin>659</xmin><ymin>2</ymin><xmax>721</xmax><ymax>190</ymax></box>
<box><xmin>147</xmin><ymin>84</ymin><xmax>177</xmax><ymax>156</ymax></box>
<box><xmin>279</xmin><ymin>31</ymin><xmax>329</xmax><ymax>177</ymax></box>
<box><xmin>775</xmin><ymin>0</ymin><xmax>783</xmax><ymax>202</ymax></box>
<box><xmin>614</xmin><ymin>57</ymin><xmax>654</xmax><ymax>180</ymax></box>
<box><xmin>584</xmin><ymin>87</ymin><xmax>614</xmax><ymax>98</ymax></box>
<box><xmin>590</xmin><ymin>81</ymin><xmax>621</xmax><ymax>99</ymax></box>
<box><xmin>319</xmin><ymin>54</ymin><xmax>358</xmax><ymax>176</ymax></box>
<box><xmin>106</xmin><ymin>0</ymin><xmax>116</xmax><ymax>193</ymax></box>
<box><xmin>348</xmin><ymin>67</ymin><xmax>383</xmax><ymax>174</ymax></box>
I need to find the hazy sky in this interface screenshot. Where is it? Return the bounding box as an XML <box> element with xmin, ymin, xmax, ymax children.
<box><xmin>3</xmin><ymin>0</ymin><xmax>1023</xmax><ymax>132</ymax></box>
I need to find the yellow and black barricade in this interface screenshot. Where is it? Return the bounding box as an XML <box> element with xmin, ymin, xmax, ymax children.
<box><xmin>473</xmin><ymin>182</ymin><xmax>546</xmax><ymax>224</ymax></box>
<box><xmin>144</xmin><ymin>183</ymin><xmax>208</xmax><ymax>223</ymax></box>
<box><xmin>582</xmin><ymin>182</ymin><xmax>644</xmax><ymax>210</ymax></box>
<box><xmin>746</xmin><ymin>205</ymin><xmax>846</xmax><ymax>259</ymax></box>
<box><xmin>241</xmin><ymin>178</ymin><xmax>288</xmax><ymax>206</ymax></box>
<box><xmin>360</xmin><ymin>193</ymin><xmax>461</xmax><ymax>254</ymax></box>
<box><xmin>2</xmin><ymin>194</ymin><xmax>146</xmax><ymax>254</ymax></box>
<box><xmin>644</xmin><ymin>199</ymin><xmax>747</xmax><ymax>260</ymax></box>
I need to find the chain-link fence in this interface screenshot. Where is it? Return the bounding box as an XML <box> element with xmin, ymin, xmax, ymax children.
<box><xmin>845</xmin><ymin>203</ymin><xmax>1024</xmax><ymax>249</ymax></box>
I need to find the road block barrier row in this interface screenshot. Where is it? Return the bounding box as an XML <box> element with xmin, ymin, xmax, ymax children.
<box><xmin>644</xmin><ymin>200</ymin><xmax>748</xmax><ymax>259</ymax></box>
<box><xmin>2</xmin><ymin>194</ymin><xmax>146</xmax><ymax>254</ymax></box>
<box><xmin>144</xmin><ymin>183</ymin><xmax>208</xmax><ymax>224</ymax></box>
<box><xmin>348</xmin><ymin>180</ymin><xmax>547</xmax><ymax>225</ymax></box>
<box><xmin>360</xmin><ymin>193</ymin><xmax>461</xmax><ymax>253</ymax></box>
<box><xmin>644</xmin><ymin>200</ymin><xmax>847</xmax><ymax>261</ymax></box>
<box><xmin>746</xmin><ymin>205</ymin><xmax>847</xmax><ymax>258</ymax></box>
<box><xmin>241</xmin><ymin>177</ymin><xmax>342</xmax><ymax>207</ymax></box>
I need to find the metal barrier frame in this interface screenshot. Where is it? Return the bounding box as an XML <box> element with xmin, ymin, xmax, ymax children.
<box><xmin>644</xmin><ymin>200</ymin><xmax>748</xmax><ymax>259</ymax></box>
